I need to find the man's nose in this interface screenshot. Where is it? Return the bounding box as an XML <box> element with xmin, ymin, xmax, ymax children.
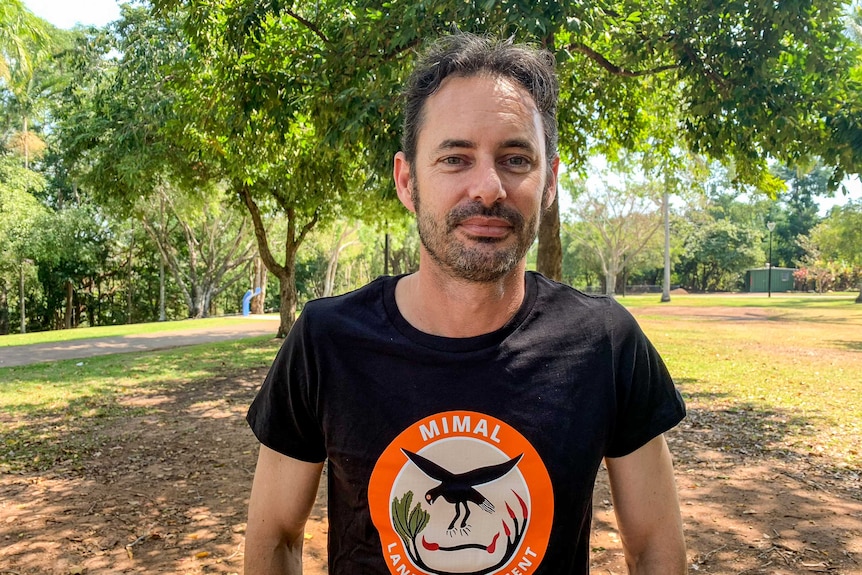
<box><xmin>468</xmin><ymin>161</ymin><xmax>507</xmax><ymax>206</ymax></box>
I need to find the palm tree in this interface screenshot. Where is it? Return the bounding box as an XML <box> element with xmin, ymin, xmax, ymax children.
<box><xmin>848</xmin><ymin>2</ymin><xmax>862</xmax><ymax>43</ymax></box>
<box><xmin>0</xmin><ymin>0</ymin><xmax>52</xmax><ymax>168</ymax></box>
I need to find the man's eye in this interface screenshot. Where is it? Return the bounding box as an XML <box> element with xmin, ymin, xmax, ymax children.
<box><xmin>504</xmin><ymin>156</ymin><xmax>530</xmax><ymax>168</ymax></box>
<box><xmin>443</xmin><ymin>157</ymin><xmax>463</xmax><ymax>165</ymax></box>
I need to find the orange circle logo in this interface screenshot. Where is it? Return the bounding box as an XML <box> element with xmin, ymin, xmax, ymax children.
<box><xmin>368</xmin><ymin>411</ymin><xmax>553</xmax><ymax>575</ymax></box>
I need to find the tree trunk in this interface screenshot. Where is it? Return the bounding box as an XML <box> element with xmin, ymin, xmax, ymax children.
<box><xmin>251</xmin><ymin>255</ymin><xmax>266</xmax><ymax>314</ymax></box>
<box><xmin>190</xmin><ymin>285</ymin><xmax>205</xmax><ymax>319</ymax></box>
<box><xmin>537</xmin><ymin>193</ymin><xmax>562</xmax><ymax>281</ymax></box>
<box><xmin>605</xmin><ymin>271</ymin><xmax>617</xmax><ymax>297</ymax></box>
<box><xmin>855</xmin><ymin>285</ymin><xmax>862</xmax><ymax>304</ymax></box>
<box><xmin>126</xmin><ymin>237</ymin><xmax>135</xmax><ymax>324</ymax></box>
<box><xmin>275</xmin><ymin>262</ymin><xmax>297</xmax><ymax>339</ymax></box>
<box><xmin>19</xmin><ymin>264</ymin><xmax>26</xmax><ymax>334</ymax></box>
<box><xmin>158</xmin><ymin>256</ymin><xmax>167</xmax><ymax>321</ymax></box>
<box><xmin>64</xmin><ymin>279</ymin><xmax>74</xmax><ymax>329</ymax></box>
<box><xmin>661</xmin><ymin>190</ymin><xmax>671</xmax><ymax>303</ymax></box>
<box><xmin>384</xmin><ymin>232</ymin><xmax>391</xmax><ymax>275</ymax></box>
<box><xmin>238</xmin><ymin>187</ymin><xmax>314</xmax><ymax>338</ymax></box>
<box><xmin>0</xmin><ymin>279</ymin><xmax>8</xmax><ymax>335</ymax></box>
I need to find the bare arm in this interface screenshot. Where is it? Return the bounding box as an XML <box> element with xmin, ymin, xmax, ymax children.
<box><xmin>244</xmin><ymin>445</ymin><xmax>325</xmax><ymax>575</ymax></box>
<box><xmin>605</xmin><ymin>434</ymin><xmax>687</xmax><ymax>575</ymax></box>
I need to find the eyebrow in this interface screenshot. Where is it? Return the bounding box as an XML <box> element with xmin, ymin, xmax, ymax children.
<box><xmin>435</xmin><ymin>138</ymin><xmax>537</xmax><ymax>153</ymax></box>
<box><xmin>436</xmin><ymin>139</ymin><xmax>475</xmax><ymax>151</ymax></box>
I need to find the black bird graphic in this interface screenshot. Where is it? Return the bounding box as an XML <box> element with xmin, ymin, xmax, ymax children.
<box><xmin>401</xmin><ymin>449</ymin><xmax>523</xmax><ymax>531</ymax></box>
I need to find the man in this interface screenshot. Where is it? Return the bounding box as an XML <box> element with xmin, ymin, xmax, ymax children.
<box><xmin>245</xmin><ymin>33</ymin><xmax>687</xmax><ymax>575</ymax></box>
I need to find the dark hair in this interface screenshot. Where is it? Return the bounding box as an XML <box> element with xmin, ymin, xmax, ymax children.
<box><xmin>401</xmin><ymin>33</ymin><xmax>559</xmax><ymax>168</ymax></box>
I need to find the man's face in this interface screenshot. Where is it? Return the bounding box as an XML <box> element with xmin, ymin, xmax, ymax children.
<box><xmin>394</xmin><ymin>74</ymin><xmax>558</xmax><ymax>283</ymax></box>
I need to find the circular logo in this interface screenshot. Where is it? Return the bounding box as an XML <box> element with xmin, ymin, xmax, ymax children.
<box><xmin>368</xmin><ymin>411</ymin><xmax>553</xmax><ymax>575</ymax></box>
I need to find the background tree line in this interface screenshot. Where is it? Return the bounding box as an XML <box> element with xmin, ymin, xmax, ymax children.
<box><xmin>1</xmin><ymin>0</ymin><xmax>861</xmax><ymax>336</ymax></box>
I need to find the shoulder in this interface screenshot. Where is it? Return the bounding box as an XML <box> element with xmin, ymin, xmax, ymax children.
<box><xmin>295</xmin><ymin>275</ymin><xmax>395</xmax><ymax>338</ymax></box>
<box><xmin>529</xmin><ymin>272</ymin><xmax>641</xmax><ymax>335</ymax></box>
<box><xmin>530</xmin><ymin>272</ymin><xmax>631</xmax><ymax>314</ymax></box>
<box><xmin>302</xmin><ymin>276</ymin><xmax>389</xmax><ymax>315</ymax></box>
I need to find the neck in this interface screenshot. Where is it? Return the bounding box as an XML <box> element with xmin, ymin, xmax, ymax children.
<box><xmin>395</xmin><ymin>258</ymin><xmax>528</xmax><ymax>338</ymax></box>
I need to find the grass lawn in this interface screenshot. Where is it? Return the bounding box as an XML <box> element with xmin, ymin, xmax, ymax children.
<box><xmin>617</xmin><ymin>290</ymin><xmax>860</xmax><ymax>309</ymax></box>
<box><xmin>0</xmin><ymin>315</ymin><xmax>279</xmax><ymax>348</ymax></box>
<box><xmin>0</xmin><ymin>335</ymin><xmax>283</xmax><ymax>472</ymax></box>
<box><xmin>625</xmin><ymin>296</ymin><xmax>862</xmax><ymax>469</ymax></box>
<box><xmin>1</xmin><ymin>294</ymin><xmax>860</xmax><ymax>473</ymax></box>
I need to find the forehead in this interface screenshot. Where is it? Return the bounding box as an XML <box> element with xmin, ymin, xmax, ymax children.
<box><xmin>416</xmin><ymin>74</ymin><xmax>544</xmax><ymax>152</ymax></box>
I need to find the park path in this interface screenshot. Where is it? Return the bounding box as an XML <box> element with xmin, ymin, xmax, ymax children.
<box><xmin>0</xmin><ymin>316</ymin><xmax>280</xmax><ymax>368</ymax></box>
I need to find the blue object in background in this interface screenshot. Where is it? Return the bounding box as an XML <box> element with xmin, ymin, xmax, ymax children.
<box><xmin>242</xmin><ymin>287</ymin><xmax>262</xmax><ymax>316</ymax></box>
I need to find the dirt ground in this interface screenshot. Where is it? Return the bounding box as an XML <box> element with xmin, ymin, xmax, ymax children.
<box><xmin>2</xmin><ymin>311</ymin><xmax>861</xmax><ymax>574</ymax></box>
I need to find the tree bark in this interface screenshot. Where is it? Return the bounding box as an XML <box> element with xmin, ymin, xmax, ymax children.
<box><xmin>661</xmin><ymin>190</ymin><xmax>671</xmax><ymax>303</ymax></box>
<box><xmin>275</xmin><ymin>266</ymin><xmax>297</xmax><ymax>339</ymax></box>
<box><xmin>239</xmin><ymin>186</ymin><xmax>317</xmax><ymax>337</ymax></box>
<box><xmin>855</xmin><ymin>285</ymin><xmax>862</xmax><ymax>304</ymax></box>
<box><xmin>251</xmin><ymin>255</ymin><xmax>266</xmax><ymax>314</ymax></box>
<box><xmin>64</xmin><ymin>280</ymin><xmax>74</xmax><ymax>329</ymax></box>
<box><xmin>158</xmin><ymin>257</ymin><xmax>167</xmax><ymax>321</ymax></box>
<box><xmin>126</xmin><ymin>236</ymin><xmax>135</xmax><ymax>324</ymax></box>
<box><xmin>0</xmin><ymin>279</ymin><xmax>8</xmax><ymax>335</ymax></box>
<box><xmin>19</xmin><ymin>263</ymin><xmax>26</xmax><ymax>334</ymax></box>
<box><xmin>536</xmin><ymin>193</ymin><xmax>562</xmax><ymax>281</ymax></box>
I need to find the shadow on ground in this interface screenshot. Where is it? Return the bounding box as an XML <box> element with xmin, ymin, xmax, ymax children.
<box><xmin>1</xmin><ymin>370</ymin><xmax>860</xmax><ymax>574</ymax></box>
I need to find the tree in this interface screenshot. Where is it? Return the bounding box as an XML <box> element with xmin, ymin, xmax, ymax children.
<box><xmin>53</xmin><ymin>6</ymin><xmax>263</xmax><ymax>323</ymax></box>
<box><xmin>805</xmin><ymin>200</ymin><xmax>862</xmax><ymax>301</ymax></box>
<box><xmin>769</xmin><ymin>163</ymin><xmax>832</xmax><ymax>267</ymax></box>
<box><xmin>0</xmin><ymin>152</ymin><xmax>46</xmax><ymax>333</ymax></box>
<box><xmin>154</xmin><ymin>0</ymin><xmax>861</xmax><ymax>294</ymax></box>
<box><xmin>143</xmin><ymin>0</ymin><xmax>413</xmax><ymax>336</ymax></box>
<box><xmin>674</xmin><ymin>189</ymin><xmax>768</xmax><ymax>292</ymax></box>
<box><xmin>26</xmin><ymin>201</ymin><xmax>111</xmax><ymax>330</ymax></box>
<box><xmin>562</xmin><ymin>165</ymin><xmax>664</xmax><ymax>296</ymax></box>
<box><xmin>137</xmin><ymin>185</ymin><xmax>256</xmax><ymax>318</ymax></box>
<box><xmin>0</xmin><ymin>0</ymin><xmax>58</xmax><ymax>170</ymax></box>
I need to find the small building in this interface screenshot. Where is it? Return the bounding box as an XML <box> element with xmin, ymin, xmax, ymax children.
<box><xmin>745</xmin><ymin>267</ymin><xmax>795</xmax><ymax>293</ymax></box>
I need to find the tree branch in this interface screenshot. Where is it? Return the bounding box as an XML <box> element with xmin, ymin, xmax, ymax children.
<box><xmin>285</xmin><ymin>8</ymin><xmax>328</xmax><ymax>44</ymax></box>
<box><xmin>679</xmin><ymin>41</ymin><xmax>730</xmax><ymax>95</ymax></box>
<box><xmin>238</xmin><ymin>186</ymin><xmax>286</xmax><ymax>277</ymax></box>
<box><xmin>568</xmin><ymin>42</ymin><xmax>678</xmax><ymax>77</ymax></box>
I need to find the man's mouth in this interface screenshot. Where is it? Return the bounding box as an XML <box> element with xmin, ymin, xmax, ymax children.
<box><xmin>446</xmin><ymin>203</ymin><xmax>524</xmax><ymax>238</ymax></box>
<box><xmin>457</xmin><ymin>217</ymin><xmax>513</xmax><ymax>238</ymax></box>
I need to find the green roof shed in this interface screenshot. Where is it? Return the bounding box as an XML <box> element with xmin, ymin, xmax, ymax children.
<box><xmin>745</xmin><ymin>267</ymin><xmax>795</xmax><ymax>293</ymax></box>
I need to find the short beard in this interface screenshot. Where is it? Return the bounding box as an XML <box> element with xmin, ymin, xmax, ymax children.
<box><xmin>411</xmin><ymin>179</ymin><xmax>542</xmax><ymax>283</ymax></box>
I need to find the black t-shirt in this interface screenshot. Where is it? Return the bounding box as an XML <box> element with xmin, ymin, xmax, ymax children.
<box><xmin>247</xmin><ymin>272</ymin><xmax>685</xmax><ymax>575</ymax></box>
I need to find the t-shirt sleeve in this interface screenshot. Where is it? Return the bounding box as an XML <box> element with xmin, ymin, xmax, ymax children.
<box><xmin>605</xmin><ymin>302</ymin><xmax>686</xmax><ymax>458</ymax></box>
<box><xmin>246</xmin><ymin>310</ymin><xmax>327</xmax><ymax>463</ymax></box>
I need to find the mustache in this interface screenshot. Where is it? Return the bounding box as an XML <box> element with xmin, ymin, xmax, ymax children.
<box><xmin>445</xmin><ymin>202</ymin><xmax>525</xmax><ymax>231</ymax></box>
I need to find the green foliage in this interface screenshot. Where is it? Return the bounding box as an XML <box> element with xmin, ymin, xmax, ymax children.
<box><xmin>26</xmin><ymin>202</ymin><xmax>111</xmax><ymax>330</ymax></box>
<box><xmin>798</xmin><ymin>200</ymin><xmax>862</xmax><ymax>294</ymax></box>
<box><xmin>675</xmin><ymin>213</ymin><xmax>763</xmax><ymax>292</ymax></box>
<box><xmin>0</xmin><ymin>153</ymin><xmax>47</xmax><ymax>262</ymax></box>
<box><xmin>54</xmin><ymin>5</ymin><xmax>188</xmax><ymax>205</ymax></box>
<box><xmin>768</xmin><ymin>163</ymin><xmax>832</xmax><ymax>267</ymax></box>
<box><xmin>561</xmin><ymin>158</ymin><xmax>664</xmax><ymax>294</ymax></box>
<box><xmin>809</xmin><ymin>200</ymin><xmax>862</xmax><ymax>266</ymax></box>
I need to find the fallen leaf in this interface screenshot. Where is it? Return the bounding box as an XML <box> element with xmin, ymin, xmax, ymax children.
<box><xmin>195</xmin><ymin>551</ymin><xmax>211</xmax><ymax>559</ymax></box>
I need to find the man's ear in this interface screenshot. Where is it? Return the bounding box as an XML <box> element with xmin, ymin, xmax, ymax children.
<box><xmin>544</xmin><ymin>155</ymin><xmax>560</xmax><ymax>210</ymax></box>
<box><xmin>393</xmin><ymin>152</ymin><xmax>416</xmax><ymax>213</ymax></box>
